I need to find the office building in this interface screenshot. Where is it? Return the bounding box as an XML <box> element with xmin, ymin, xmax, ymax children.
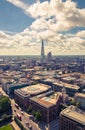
<box><xmin>53</xmin><ymin>81</ymin><xmax>80</xmax><ymax>96</ymax></box>
<box><xmin>14</xmin><ymin>83</ymin><xmax>51</xmax><ymax>108</ymax></box>
<box><xmin>41</xmin><ymin>40</ymin><xmax>45</xmax><ymax>64</ymax></box>
<box><xmin>30</xmin><ymin>92</ymin><xmax>62</xmax><ymax>123</ymax></box>
<box><xmin>47</xmin><ymin>52</ymin><xmax>52</xmax><ymax>62</ymax></box>
<box><xmin>60</xmin><ymin>105</ymin><xmax>85</xmax><ymax>130</ymax></box>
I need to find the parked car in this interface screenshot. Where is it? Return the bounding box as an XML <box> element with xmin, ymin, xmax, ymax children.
<box><xmin>15</xmin><ymin>104</ymin><xmax>19</xmax><ymax>109</ymax></box>
<box><xmin>17</xmin><ymin>113</ymin><xmax>22</xmax><ymax>121</ymax></box>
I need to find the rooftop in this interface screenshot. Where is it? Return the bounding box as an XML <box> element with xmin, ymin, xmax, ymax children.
<box><xmin>41</xmin><ymin>70</ymin><xmax>55</xmax><ymax>76</ymax></box>
<box><xmin>1</xmin><ymin>78</ymin><xmax>14</xmax><ymax>84</ymax></box>
<box><xmin>60</xmin><ymin>105</ymin><xmax>85</xmax><ymax>125</ymax></box>
<box><xmin>62</xmin><ymin>76</ymin><xmax>76</xmax><ymax>81</ymax></box>
<box><xmin>75</xmin><ymin>93</ymin><xmax>85</xmax><ymax>98</ymax></box>
<box><xmin>44</xmin><ymin>78</ymin><xmax>57</xmax><ymax>83</ymax></box>
<box><xmin>21</xmin><ymin>68</ymin><xmax>34</xmax><ymax>72</ymax></box>
<box><xmin>15</xmin><ymin>89</ymin><xmax>29</xmax><ymax>98</ymax></box>
<box><xmin>61</xmin><ymin>72</ymin><xmax>85</xmax><ymax>79</ymax></box>
<box><xmin>53</xmin><ymin>81</ymin><xmax>79</xmax><ymax>90</ymax></box>
<box><xmin>15</xmin><ymin>83</ymin><xmax>51</xmax><ymax>97</ymax></box>
<box><xmin>31</xmin><ymin>92</ymin><xmax>61</xmax><ymax>108</ymax></box>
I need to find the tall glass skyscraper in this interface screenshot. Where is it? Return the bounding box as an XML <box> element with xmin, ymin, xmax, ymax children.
<box><xmin>41</xmin><ymin>40</ymin><xmax>45</xmax><ymax>63</ymax></box>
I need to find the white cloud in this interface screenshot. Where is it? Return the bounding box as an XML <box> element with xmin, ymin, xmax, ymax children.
<box><xmin>6</xmin><ymin>0</ymin><xmax>85</xmax><ymax>30</ymax></box>
<box><xmin>6</xmin><ymin>0</ymin><xmax>28</xmax><ymax>10</ymax></box>
<box><xmin>77</xmin><ymin>30</ymin><xmax>85</xmax><ymax>38</ymax></box>
<box><xmin>0</xmin><ymin>28</ymin><xmax>85</xmax><ymax>55</ymax></box>
<box><xmin>27</xmin><ymin>1</ymin><xmax>53</xmax><ymax>18</ymax></box>
<box><xmin>1</xmin><ymin>0</ymin><xmax>85</xmax><ymax>55</ymax></box>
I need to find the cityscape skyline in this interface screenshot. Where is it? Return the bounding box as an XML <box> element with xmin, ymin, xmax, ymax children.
<box><xmin>0</xmin><ymin>0</ymin><xmax>85</xmax><ymax>55</ymax></box>
<box><xmin>0</xmin><ymin>54</ymin><xmax>85</xmax><ymax>130</ymax></box>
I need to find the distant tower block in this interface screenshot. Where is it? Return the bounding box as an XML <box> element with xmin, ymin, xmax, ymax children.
<box><xmin>41</xmin><ymin>40</ymin><xmax>45</xmax><ymax>63</ymax></box>
<box><xmin>62</xmin><ymin>85</ymin><xmax>67</xmax><ymax>103</ymax></box>
<box><xmin>62</xmin><ymin>85</ymin><xmax>66</xmax><ymax>95</ymax></box>
<box><xmin>47</xmin><ymin>52</ymin><xmax>52</xmax><ymax>62</ymax></box>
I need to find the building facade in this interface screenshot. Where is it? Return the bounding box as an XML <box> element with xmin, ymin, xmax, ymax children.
<box><xmin>60</xmin><ymin>105</ymin><xmax>85</xmax><ymax>130</ymax></box>
<box><xmin>75</xmin><ymin>93</ymin><xmax>85</xmax><ymax>109</ymax></box>
<box><xmin>30</xmin><ymin>92</ymin><xmax>62</xmax><ymax>123</ymax></box>
<box><xmin>14</xmin><ymin>83</ymin><xmax>51</xmax><ymax>108</ymax></box>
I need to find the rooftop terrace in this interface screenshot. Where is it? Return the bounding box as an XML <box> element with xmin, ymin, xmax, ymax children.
<box><xmin>31</xmin><ymin>92</ymin><xmax>61</xmax><ymax>108</ymax></box>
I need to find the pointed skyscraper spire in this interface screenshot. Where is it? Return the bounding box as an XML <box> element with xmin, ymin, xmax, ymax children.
<box><xmin>41</xmin><ymin>39</ymin><xmax>45</xmax><ymax>64</ymax></box>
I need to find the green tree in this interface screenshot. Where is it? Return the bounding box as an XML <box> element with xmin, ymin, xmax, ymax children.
<box><xmin>35</xmin><ymin>111</ymin><xmax>42</xmax><ymax>121</ymax></box>
<box><xmin>32</xmin><ymin>81</ymin><xmax>38</xmax><ymax>85</ymax></box>
<box><xmin>1</xmin><ymin>114</ymin><xmax>8</xmax><ymax>120</ymax></box>
<box><xmin>0</xmin><ymin>96</ymin><xmax>11</xmax><ymax>112</ymax></box>
<box><xmin>76</xmin><ymin>101</ymin><xmax>81</xmax><ymax>108</ymax></box>
<box><xmin>70</xmin><ymin>99</ymin><xmax>76</xmax><ymax>106</ymax></box>
<box><xmin>32</xmin><ymin>110</ymin><xmax>36</xmax><ymax>117</ymax></box>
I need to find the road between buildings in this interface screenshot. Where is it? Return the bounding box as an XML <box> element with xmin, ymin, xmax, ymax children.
<box><xmin>11</xmin><ymin>121</ymin><xmax>21</xmax><ymax>130</ymax></box>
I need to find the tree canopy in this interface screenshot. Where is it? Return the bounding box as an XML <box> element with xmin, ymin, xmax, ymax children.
<box><xmin>0</xmin><ymin>96</ymin><xmax>11</xmax><ymax>113</ymax></box>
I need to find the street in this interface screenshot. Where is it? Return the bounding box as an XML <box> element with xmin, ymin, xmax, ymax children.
<box><xmin>11</xmin><ymin>99</ymin><xmax>41</xmax><ymax>130</ymax></box>
<box><xmin>0</xmin><ymin>86</ymin><xmax>45</xmax><ymax>130</ymax></box>
<box><xmin>0</xmin><ymin>86</ymin><xmax>59</xmax><ymax>130</ymax></box>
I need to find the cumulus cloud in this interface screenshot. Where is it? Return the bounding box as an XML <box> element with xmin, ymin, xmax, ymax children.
<box><xmin>0</xmin><ymin>28</ymin><xmax>85</xmax><ymax>55</ymax></box>
<box><xmin>1</xmin><ymin>0</ymin><xmax>85</xmax><ymax>55</ymax></box>
<box><xmin>77</xmin><ymin>30</ymin><xmax>85</xmax><ymax>38</ymax></box>
<box><xmin>6</xmin><ymin>0</ymin><xmax>85</xmax><ymax>29</ymax></box>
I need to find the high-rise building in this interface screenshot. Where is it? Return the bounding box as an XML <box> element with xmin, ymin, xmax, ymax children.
<box><xmin>61</xmin><ymin>85</ymin><xmax>68</xmax><ymax>104</ymax></box>
<box><xmin>47</xmin><ymin>51</ymin><xmax>52</xmax><ymax>62</ymax></box>
<box><xmin>41</xmin><ymin>40</ymin><xmax>45</xmax><ymax>63</ymax></box>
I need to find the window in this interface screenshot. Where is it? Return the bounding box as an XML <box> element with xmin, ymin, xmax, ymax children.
<box><xmin>77</xmin><ymin>126</ymin><xmax>82</xmax><ymax>130</ymax></box>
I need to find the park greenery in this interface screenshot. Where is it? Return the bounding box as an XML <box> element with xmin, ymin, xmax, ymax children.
<box><xmin>70</xmin><ymin>99</ymin><xmax>81</xmax><ymax>108</ymax></box>
<box><xmin>0</xmin><ymin>96</ymin><xmax>11</xmax><ymax>113</ymax></box>
<box><xmin>0</xmin><ymin>96</ymin><xmax>12</xmax><ymax>125</ymax></box>
<box><xmin>0</xmin><ymin>124</ymin><xmax>13</xmax><ymax>130</ymax></box>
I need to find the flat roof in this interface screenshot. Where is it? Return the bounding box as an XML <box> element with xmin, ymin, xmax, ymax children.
<box><xmin>31</xmin><ymin>92</ymin><xmax>61</xmax><ymax>108</ymax></box>
<box><xmin>53</xmin><ymin>81</ymin><xmax>79</xmax><ymax>90</ymax></box>
<box><xmin>21</xmin><ymin>68</ymin><xmax>34</xmax><ymax>72</ymax></box>
<box><xmin>15</xmin><ymin>89</ymin><xmax>29</xmax><ymax>98</ymax></box>
<box><xmin>44</xmin><ymin>78</ymin><xmax>57</xmax><ymax>83</ymax></box>
<box><xmin>32</xmin><ymin>76</ymin><xmax>42</xmax><ymax>80</ymax></box>
<box><xmin>1</xmin><ymin>78</ymin><xmax>14</xmax><ymax>83</ymax></box>
<box><xmin>41</xmin><ymin>70</ymin><xmax>55</xmax><ymax>76</ymax></box>
<box><xmin>34</xmin><ymin>66</ymin><xmax>44</xmax><ymax>70</ymax></box>
<box><xmin>62</xmin><ymin>76</ymin><xmax>76</xmax><ymax>81</ymax></box>
<box><xmin>15</xmin><ymin>83</ymin><xmax>51</xmax><ymax>96</ymax></box>
<box><xmin>61</xmin><ymin>72</ymin><xmax>85</xmax><ymax>79</ymax></box>
<box><xmin>61</xmin><ymin>105</ymin><xmax>85</xmax><ymax>125</ymax></box>
<box><xmin>75</xmin><ymin>93</ymin><xmax>85</xmax><ymax>98</ymax></box>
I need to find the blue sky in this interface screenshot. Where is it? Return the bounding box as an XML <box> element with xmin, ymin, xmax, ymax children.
<box><xmin>0</xmin><ymin>0</ymin><xmax>84</xmax><ymax>33</ymax></box>
<box><xmin>0</xmin><ymin>0</ymin><xmax>85</xmax><ymax>55</ymax></box>
<box><xmin>0</xmin><ymin>0</ymin><xmax>34</xmax><ymax>32</ymax></box>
